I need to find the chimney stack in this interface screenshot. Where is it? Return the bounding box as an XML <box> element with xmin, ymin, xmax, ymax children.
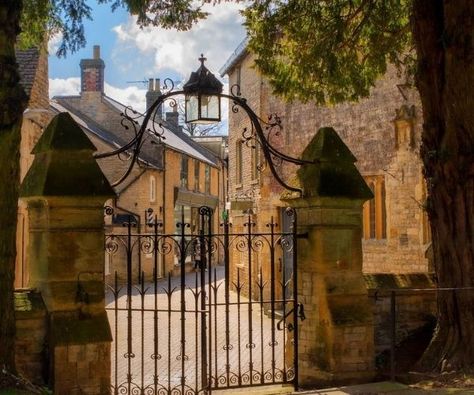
<box><xmin>80</xmin><ymin>45</ymin><xmax>105</xmax><ymax>94</ymax></box>
<box><xmin>165</xmin><ymin>102</ymin><xmax>180</xmax><ymax>133</ymax></box>
<box><xmin>146</xmin><ymin>78</ymin><xmax>163</xmax><ymax>120</ymax></box>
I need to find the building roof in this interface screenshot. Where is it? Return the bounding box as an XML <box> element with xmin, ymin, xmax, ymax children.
<box><xmin>50</xmin><ymin>100</ymin><xmax>150</xmax><ymax>193</ymax></box>
<box><xmin>102</xmin><ymin>95</ymin><xmax>219</xmax><ymax>167</ymax></box>
<box><xmin>52</xmin><ymin>96</ymin><xmax>165</xmax><ymax>168</ymax></box>
<box><xmin>219</xmin><ymin>37</ymin><xmax>249</xmax><ymax>77</ymax></box>
<box><xmin>16</xmin><ymin>48</ymin><xmax>40</xmax><ymax>97</ymax></box>
<box><xmin>51</xmin><ymin>93</ymin><xmax>219</xmax><ymax>185</ymax></box>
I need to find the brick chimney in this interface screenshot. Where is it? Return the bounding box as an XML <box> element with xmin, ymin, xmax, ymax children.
<box><xmin>80</xmin><ymin>45</ymin><xmax>105</xmax><ymax>94</ymax></box>
<box><xmin>146</xmin><ymin>78</ymin><xmax>163</xmax><ymax>120</ymax></box>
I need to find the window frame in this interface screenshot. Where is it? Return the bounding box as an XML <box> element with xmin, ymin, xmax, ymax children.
<box><xmin>180</xmin><ymin>155</ymin><xmax>189</xmax><ymax>189</ymax></box>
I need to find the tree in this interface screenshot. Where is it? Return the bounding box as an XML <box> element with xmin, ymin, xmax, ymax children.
<box><xmin>1</xmin><ymin>0</ymin><xmax>472</xmax><ymax>380</ymax></box>
<box><xmin>245</xmin><ymin>0</ymin><xmax>473</xmax><ymax>371</ymax></box>
<box><xmin>241</xmin><ymin>0</ymin><xmax>474</xmax><ymax>371</ymax></box>
<box><xmin>0</xmin><ymin>0</ymin><xmax>222</xmax><ymax>385</ymax></box>
<box><xmin>0</xmin><ymin>1</ymin><xmax>26</xmax><ymax>381</ymax></box>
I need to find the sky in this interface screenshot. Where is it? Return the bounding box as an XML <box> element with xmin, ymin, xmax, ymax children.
<box><xmin>48</xmin><ymin>1</ymin><xmax>247</xmax><ymax>118</ymax></box>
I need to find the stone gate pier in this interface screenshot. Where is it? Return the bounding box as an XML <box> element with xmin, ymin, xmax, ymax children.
<box><xmin>283</xmin><ymin>127</ymin><xmax>375</xmax><ymax>387</ymax></box>
<box><xmin>19</xmin><ymin>113</ymin><xmax>115</xmax><ymax>394</ymax></box>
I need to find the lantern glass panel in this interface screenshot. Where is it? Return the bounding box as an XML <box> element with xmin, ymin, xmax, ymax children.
<box><xmin>199</xmin><ymin>94</ymin><xmax>220</xmax><ymax>123</ymax></box>
<box><xmin>185</xmin><ymin>94</ymin><xmax>199</xmax><ymax>123</ymax></box>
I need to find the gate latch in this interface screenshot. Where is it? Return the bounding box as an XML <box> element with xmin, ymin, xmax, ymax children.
<box><xmin>276</xmin><ymin>303</ymin><xmax>306</xmax><ymax>331</ymax></box>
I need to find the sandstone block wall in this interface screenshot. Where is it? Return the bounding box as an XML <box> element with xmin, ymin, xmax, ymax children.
<box><xmin>16</xmin><ymin>47</ymin><xmax>50</xmax><ymax>289</ymax></box>
<box><xmin>14</xmin><ymin>291</ymin><xmax>47</xmax><ymax>385</ymax></box>
<box><xmin>364</xmin><ymin>273</ymin><xmax>436</xmax><ymax>367</ymax></box>
<box><xmin>53</xmin><ymin>343</ymin><xmax>110</xmax><ymax>395</ymax></box>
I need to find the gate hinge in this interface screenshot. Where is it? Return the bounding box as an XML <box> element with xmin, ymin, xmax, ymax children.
<box><xmin>298</xmin><ymin>303</ymin><xmax>306</xmax><ymax>321</ymax></box>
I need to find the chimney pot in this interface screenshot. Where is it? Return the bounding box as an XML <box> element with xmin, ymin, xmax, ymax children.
<box><xmin>148</xmin><ymin>78</ymin><xmax>154</xmax><ymax>91</ymax></box>
<box><xmin>93</xmin><ymin>45</ymin><xmax>100</xmax><ymax>59</ymax></box>
<box><xmin>154</xmin><ymin>78</ymin><xmax>160</xmax><ymax>92</ymax></box>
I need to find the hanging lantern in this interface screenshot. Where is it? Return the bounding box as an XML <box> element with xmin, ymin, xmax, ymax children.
<box><xmin>183</xmin><ymin>55</ymin><xmax>223</xmax><ymax>124</ymax></box>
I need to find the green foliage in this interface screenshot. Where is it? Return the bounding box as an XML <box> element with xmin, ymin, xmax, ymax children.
<box><xmin>18</xmin><ymin>0</ymin><xmax>92</xmax><ymax>55</ymax></box>
<box><xmin>242</xmin><ymin>0</ymin><xmax>414</xmax><ymax>104</ymax></box>
<box><xmin>119</xmin><ymin>0</ymin><xmax>209</xmax><ymax>30</ymax></box>
<box><xmin>18</xmin><ymin>0</ymin><xmax>240</xmax><ymax>56</ymax></box>
<box><xmin>18</xmin><ymin>0</ymin><xmax>53</xmax><ymax>50</ymax></box>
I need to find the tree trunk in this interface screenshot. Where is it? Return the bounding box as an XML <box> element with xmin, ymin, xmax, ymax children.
<box><xmin>0</xmin><ymin>0</ymin><xmax>25</xmax><ymax>382</ymax></box>
<box><xmin>412</xmin><ymin>0</ymin><xmax>474</xmax><ymax>371</ymax></box>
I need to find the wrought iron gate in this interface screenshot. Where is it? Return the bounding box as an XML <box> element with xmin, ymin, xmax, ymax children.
<box><xmin>105</xmin><ymin>206</ymin><xmax>301</xmax><ymax>394</ymax></box>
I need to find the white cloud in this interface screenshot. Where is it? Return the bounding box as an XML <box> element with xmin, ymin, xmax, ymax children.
<box><xmin>49</xmin><ymin>77</ymin><xmax>147</xmax><ymax>112</ymax></box>
<box><xmin>49</xmin><ymin>77</ymin><xmax>80</xmax><ymax>97</ymax></box>
<box><xmin>111</xmin><ymin>3</ymin><xmax>246</xmax><ymax>79</ymax></box>
<box><xmin>104</xmin><ymin>83</ymin><xmax>147</xmax><ymax>112</ymax></box>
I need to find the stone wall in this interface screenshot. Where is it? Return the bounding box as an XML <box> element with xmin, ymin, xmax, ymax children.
<box><xmin>14</xmin><ymin>291</ymin><xmax>47</xmax><ymax>385</ymax></box>
<box><xmin>364</xmin><ymin>273</ymin><xmax>436</xmax><ymax>370</ymax></box>
<box><xmin>227</xmin><ymin>52</ymin><xmax>429</xmax><ymax>276</ymax></box>
<box><xmin>16</xmin><ymin>47</ymin><xmax>50</xmax><ymax>289</ymax></box>
<box><xmin>53</xmin><ymin>339</ymin><xmax>110</xmax><ymax>394</ymax></box>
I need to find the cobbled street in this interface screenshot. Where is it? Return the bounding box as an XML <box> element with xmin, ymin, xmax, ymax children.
<box><xmin>106</xmin><ymin>265</ymin><xmax>292</xmax><ymax>393</ymax></box>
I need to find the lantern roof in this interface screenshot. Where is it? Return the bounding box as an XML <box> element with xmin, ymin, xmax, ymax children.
<box><xmin>183</xmin><ymin>55</ymin><xmax>223</xmax><ymax>95</ymax></box>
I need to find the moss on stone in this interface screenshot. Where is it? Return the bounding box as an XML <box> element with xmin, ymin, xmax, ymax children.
<box><xmin>20</xmin><ymin>113</ymin><xmax>115</xmax><ymax>198</ymax></box>
<box><xmin>296</xmin><ymin>127</ymin><xmax>373</xmax><ymax>200</ymax></box>
<box><xmin>364</xmin><ymin>273</ymin><xmax>436</xmax><ymax>290</ymax></box>
<box><xmin>329</xmin><ymin>301</ymin><xmax>372</xmax><ymax>325</ymax></box>
<box><xmin>32</xmin><ymin>112</ymin><xmax>96</xmax><ymax>153</ymax></box>
<box><xmin>300</xmin><ymin>127</ymin><xmax>357</xmax><ymax>163</ymax></box>
<box><xmin>14</xmin><ymin>291</ymin><xmax>46</xmax><ymax>319</ymax></box>
<box><xmin>50</xmin><ymin>311</ymin><xmax>112</xmax><ymax>345</ymax></box>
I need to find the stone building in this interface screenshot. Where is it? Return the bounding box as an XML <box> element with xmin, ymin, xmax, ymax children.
<box><xmin>220</xmin><ymin>42</ymin><xmax>431</xmax><ymax>287</ymax></box>
<box><xmin>15</xmin><ymin>46</ymin><xmax>225</xmax><ymax>285</ymax></box>
<box><xmin>51</xmin><ymin>46</ymin><xmax>224</xmax><ymax>281</ymax></box>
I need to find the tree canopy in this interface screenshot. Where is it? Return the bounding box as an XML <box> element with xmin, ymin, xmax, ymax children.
<box><xmin>2</xmin><ymin>0</ymin><xmax>473</xmax><ymax>378</ymax></box>
<box><xmin>243</xmin><ymin>0</ymin><xmax>414</xmax><ymax>103</ymax></box>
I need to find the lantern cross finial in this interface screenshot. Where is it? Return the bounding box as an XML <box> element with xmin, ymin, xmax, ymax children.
<box><xmin>199</xmin><ymin>54</ymin><xmax>207</xmax><ymax>66</ymax></box>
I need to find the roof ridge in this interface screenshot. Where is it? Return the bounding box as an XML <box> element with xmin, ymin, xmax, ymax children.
<box><xmin>52</xmin><ymin>98</ymin><xmax>127</xmax><ymax>148</ymax></box>
<box><xmin>102</xmin><ymin>95</ymin><xmax>219</xmax><ymax>166</ymax></box>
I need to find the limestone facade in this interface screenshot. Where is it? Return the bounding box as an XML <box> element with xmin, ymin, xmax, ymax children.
<box><xmin>222</xmin><ymin>50</ymin><xmax>430</xmax><ymax>277</ymax></box>
<box><xmin>15</xmin><ymin>45</ymin><xmax>226</xmax><ymax>286</ymax></box>
<box><xmin>51</xmin><ymin>47</ymin><xmax>225</xmax><ymax>281</ymax></box>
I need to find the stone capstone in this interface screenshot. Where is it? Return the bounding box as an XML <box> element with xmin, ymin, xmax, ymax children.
<box><xmin>20</xmin><ymin>112</ymin><xmax>115</xmax><ymax>198</ymax></box>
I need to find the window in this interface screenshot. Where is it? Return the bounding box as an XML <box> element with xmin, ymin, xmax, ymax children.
<box><xmin>205</xmin><ymin>165</ymin><xmax>211</xmax><ymax>194</ymax></box>
<box><xmin>180</xmin><ymin>156</ymin><xmax>188</xmax><ymax>188</ymax></box>
<box><xmin>194</xmin><ymin>160</ymin><xmax>200</xmax><ymax>192</ymax></box>
<box><xmin>149</xmin><ymin>175</ymin><xmax>156</xmax><ymax>202</ymax></box>
<box><xmin>236</xmin><ymin>140</ymin><xmax>243</xmax><ymax>185</ymax></box>
<box><xmin>251</xmin><ymin>145</ymin><xmax>260</xmax><ymax>181</ymax></box>
<box><xmin>363</xmin><ymin>176</ymin><xmax>387</xmax><ymax>240</ymax></box>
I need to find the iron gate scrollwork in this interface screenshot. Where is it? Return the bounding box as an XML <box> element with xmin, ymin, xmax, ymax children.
<box><xmin>105</xmin><ymin>206</ymin><xmax>301</xmax><ymax>394</ymax></box>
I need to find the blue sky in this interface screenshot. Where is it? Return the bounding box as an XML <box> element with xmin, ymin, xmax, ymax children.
<box><xmin>49</xmin><ymin>1</ymin><xmax>246</xmax><ymax>114</ymax></box>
